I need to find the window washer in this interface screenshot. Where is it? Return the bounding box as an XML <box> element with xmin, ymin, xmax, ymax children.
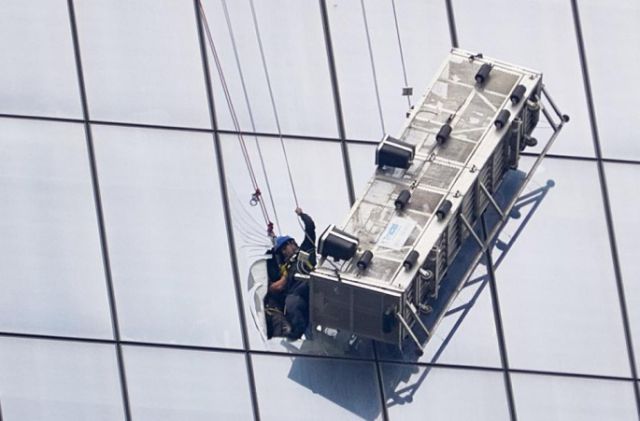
<box><xmin>264</xmin><ymin>207</ymin><xmax>316</xmax><ymax>339</ymax></box>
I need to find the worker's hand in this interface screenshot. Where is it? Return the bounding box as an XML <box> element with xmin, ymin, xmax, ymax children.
<box><xmin>268</xmin><ymin>274</ymin><xmax>288</xmax><ymax>293</ymax></box>
<box><xmin>269</xmin><ymin>275</ymin><xmax>287</xmax><ymax>292</ymax></box>
<box><xmin>295</xmin><ymin>207</ymin><xmax>303</xmax><ymax>215</ymax></box>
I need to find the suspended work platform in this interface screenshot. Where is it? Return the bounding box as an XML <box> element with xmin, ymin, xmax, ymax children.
<box><xmin>310</xmin><ymin>48</ymin><xmax>568</xmax><ymax>354</ymax></box>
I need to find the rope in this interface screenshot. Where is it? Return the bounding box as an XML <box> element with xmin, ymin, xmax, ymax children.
<box><xmin>390</xmin><ymin>0</ymin><xmax>412</xmax><ymax>108</ymax></box>
<box><xmin>247</xmin><ymin>0</ymin><xmax>300</xmax><ymax>208</ymax></box>
<box><xmin>220</xmin><ymin>0</ymin><xmax>281</xmax><ymax>234</ymax></box>
<box><xmin>199</xmin><ymin>1</ymin><xmax>274</xmax><ymax>236</ymax></box>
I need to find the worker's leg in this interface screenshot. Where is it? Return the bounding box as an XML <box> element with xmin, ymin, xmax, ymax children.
<box><xmin>284</xmin><ymin>292</ymin><xmax>309</xmax><ymax>340</ymax></box>
<box><xmin>264</xmin><ymin>293</ymin><xmax>290</xmax><ymax>338</ymax></box>
<box><xmin>265</xmin><ymin>306</ymin><xmax>291</xmax><ymax>338</ymax></box>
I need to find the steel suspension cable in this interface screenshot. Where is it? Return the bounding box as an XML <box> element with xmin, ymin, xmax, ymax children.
<box><xmin>360</xmin><ymin>0</ymin><xmax>386</xmax><ymax>135</ymax></box>
<box><xmin>220</xmin><ymin>0</ymin><xmax>281</xmax><ymax>234</ymax></box>
<box><xmin>199</xmin><ymin>2</ymin><xmax>274</xmax><ymax>234</ymax></box>
<box><xmin>247</xmin><ymin>0</ymin><xmax>300</xmax><ymax>208</ymax></box>
<box><xmin>390</xmin><ymin>0</ymin><xmax>412</xmax><ymax>108</ymax></box>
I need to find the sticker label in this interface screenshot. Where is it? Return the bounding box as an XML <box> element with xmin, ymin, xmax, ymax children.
<box><xmin>378</xmin><ymin>216</ymin><xmax>416</xmax><ymax>250</ymax></box>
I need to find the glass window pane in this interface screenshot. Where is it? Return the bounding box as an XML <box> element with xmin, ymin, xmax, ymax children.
<box><xmin>422</xmin><ymin>264</ymin><xmax>502</xmax><ymax>366</ymax></box>
<box><xmin>0</xmin><ymin>338</ymin><xmax>124</xmax><ymax>420</ymax></box>
<box><xmin>209</xmin><ymin>0</ymin><xmax>338</xmax><ymax>138</ymax></box>
<box><xmin>347</xmin><ymin>142</ymin><xmax>377</xmax><ymax>197</ymax></box>
<box><xmin>253</xmin><ymin>354</ymin><xmax>383</xmax><ymax>420</ymax></box>
<box><xmin>603</xmin><ymin>162</ymin><xmax>640</xmax><ymax>370</ymax></box>
<box><xmin>199</xmin><ymin>0</ymin><xmax>276</xmax><ymax>134</ymax></box>
<box><xmin>382</xmin><ymin>364</ymin><xmax>510</xmax><ymax>420</ymax></box>
<box><xmin>512</xmin><ymin>373</ymin><xmax>637</xmax><ymax>421</ymax></box>
<box><xmin>359</xmin><ymin>1</ymin><xmax>447</xmax><ymax>139</ymax></box>
<box><xmin>74</xmin><ymin>0</ymin><xmax>210</xmax><ymax>128</ymax></box>
<box><xmin>494</xmin><ymin>157</ymin><xmax>629</xmax><ymax>376</ymax></box>
<box><xmin>580</xmin><ymin>0</ymin><xmax>640</xmax><ymax>160</ymax></box>
<box><xmin>328</xmin><ymin>1</ymin><xmax>386</xmax><ymax>140</ymax></box>
<box><xmin>0</xmin><ymin>118</ymin><xmax>113</xmax><ymax>338</ymax></box>
<box><xmin>220</xmin><ymin>135</ymin><xmax>365</xmax><ymax>356</ymax></box>
<box><xmin>93</xmin><ymin>125</ymin><xmax>242</xmax><ymax>348</ymax></box>
<box><xmin>393</xmin><ymin>1</ymin><xmax>451</xmax><ymax>107</ymax></box>
<box><xmin>454</xmin><ymin>0</ymin><xmax>595</xmax><ymax>158</ymax></box>
<box><xmin>0</xmin><ymin>1</ymin><xmax>82</xmax><ymax>118</ymax></box>
<box><xmin>123</xmin><ymin>346</ymin><xmax>253</xmax><ymax>421</ymax></box>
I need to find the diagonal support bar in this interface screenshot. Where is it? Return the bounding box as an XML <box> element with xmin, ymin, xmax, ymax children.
<box><xmin>541</xmin><ymin>106</ymin><xmax>558</xmax><ymax>131</ymax></box>
<box><xmin>396</xmin><ymin>312</ymin><xmax>424</xmax><ymax>355</ymax></box>
<box><xmin>407</xmin><ymin>302</ymin><xmax>430</xmax><ymax>337</ymax></box>
<box><xmin>479</xmin><ymin>182</ymin><xmax>505</xmax><ymax>218</ymax></box>
<box><xmin>541</xmin><ymin>85</ymin><xmax>566</xmax><ymax>122</ymax></box>
<box><xmin>460</xmin><ymin>214</ymin><xmax>485</xmax><ymax>249</ymax></box>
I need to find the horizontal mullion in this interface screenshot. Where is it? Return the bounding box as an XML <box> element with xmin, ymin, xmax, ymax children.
<box><xmin>2</xmin><ymin>112</ymin><xmax>640</xmax><ymax>166</ymax></box>
<box><xmin>0</xmin><ymin>330</ymin><xmax>637</xmax><ymax>383</ymax></box>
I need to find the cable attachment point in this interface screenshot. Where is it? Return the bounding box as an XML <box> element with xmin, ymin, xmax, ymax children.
<box><xmin>249</xmin><ymin>189</ymin><xmax>262</xmax><ymax>206</ymax></box>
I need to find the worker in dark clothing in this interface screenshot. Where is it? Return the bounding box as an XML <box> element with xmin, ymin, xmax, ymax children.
<box><xmin>264</xmin><ymin>208</ymin><xmax>316</xmax><ymax>340</ymax></box>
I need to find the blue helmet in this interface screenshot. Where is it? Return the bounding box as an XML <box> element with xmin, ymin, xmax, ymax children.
<box><xmin>274</xmin><ymin>235</ymin><xmax>294</xmax><ymax>253</ymax></box>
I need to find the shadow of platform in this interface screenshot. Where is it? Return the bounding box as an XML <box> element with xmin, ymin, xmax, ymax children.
<box><xmin>383</xmin><ymin>168</ymin><xmax>555</xmax><ymax>408</ymax></box>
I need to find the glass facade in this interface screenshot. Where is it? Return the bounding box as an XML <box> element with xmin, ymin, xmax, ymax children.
<box><xmin>1</xmin><ymin>1</ymin><xmax>638</xmax><ymax>419</ymax></box>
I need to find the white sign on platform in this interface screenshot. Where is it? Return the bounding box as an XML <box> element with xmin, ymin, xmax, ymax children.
<box><xmin>378</xmin><ymin>216</ymin><xmax>416</xmax><ymax>251</ymax></box>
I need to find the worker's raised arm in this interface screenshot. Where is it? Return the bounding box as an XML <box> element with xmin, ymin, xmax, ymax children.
<box><xmin>295</xmin><ymin>207</ymin><xmax>316</xmax><ymax>265</ymax></box>
<box><xmin>295</xmin><ymin>208</ymin><xmax>315</xmax><ymax>240</ymax></box>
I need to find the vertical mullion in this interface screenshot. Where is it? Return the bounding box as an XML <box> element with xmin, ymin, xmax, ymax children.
<box><xmin>570</xmin><ymin>0</ymin><xmax>640</xmax><ymax>416</ymax></box>
<box><xmin>193</xmin><ymin>1</ymin><xmax>261</xmax><ymax>420</ymax></box>
<box><xmin>319</xmin><ymin>1</ymin><xmax>385</xmax><ymax>416</ymax></box>
<box><xmin>65</xmin><ymin>1</ymin><xmax>132</xmax><ymax>420</ymax></box>
<box><xmin>318</xmin><ymin>0</ymin><xmax>356</xmax><ymax>206</ymax></box>
<box><xmin>481</xmin><ymin>216</ymin><xmax>517</xmax><ymax>421</ymax></box>
<box><xmin>372</xmin><ymin>344</ymin><xmax>390</xmax><ymax>421</ymax></box>
<box><xmin>445</xmin><ymin>0</ymin><xmax>459</xmax><ymax>48</ymax></box>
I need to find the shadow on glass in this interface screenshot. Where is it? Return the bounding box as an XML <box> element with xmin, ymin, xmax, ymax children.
<box><xmin>381</xmin><ymin>168</ymin><xmax>555</xmax><ymax>407</ymax></box>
